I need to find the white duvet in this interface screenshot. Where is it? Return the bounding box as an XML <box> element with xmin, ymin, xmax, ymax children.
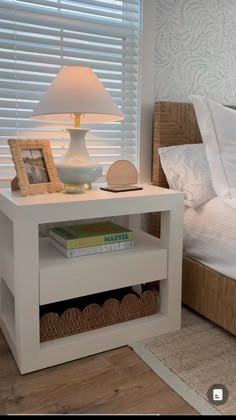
<box><xmin>223</xmin><ymin>198</ymin><xmax>236</xmax><ymax>210</ymax></box>
<box><xmin>184</xmin><ymin>197</ymin><xmax>236</xmax><ymax>280</ymax></box>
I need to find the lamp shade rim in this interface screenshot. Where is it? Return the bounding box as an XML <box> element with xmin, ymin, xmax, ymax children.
<box><xmin>31</xmin><ymin>112</ymin><xmax>125</xmax><ymax>124</ymax></box>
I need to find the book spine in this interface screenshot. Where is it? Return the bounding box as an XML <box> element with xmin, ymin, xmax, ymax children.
<box><xmin>49</xmin><ymin>231</ymin><xmax>135</xmax><ymax>249</ymax></box>
<box><xmin>49</xmin><ymin>238</ymin><xmax>134</xmax><ymax>258</ymax></box>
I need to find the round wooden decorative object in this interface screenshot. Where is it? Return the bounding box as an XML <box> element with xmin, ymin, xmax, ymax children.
<box><xmin>106</xmin><ymin>160</ymin><xmax>138</xmax><ymax>186</ymax></box>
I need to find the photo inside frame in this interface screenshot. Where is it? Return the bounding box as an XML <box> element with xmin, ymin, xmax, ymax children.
<box><xmin>21</xmin><ymin>149</ymin><xmax>50</xmax><ymax>184</ymax></box>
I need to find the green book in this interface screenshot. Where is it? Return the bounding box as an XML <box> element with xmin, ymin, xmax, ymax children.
<box><xmin>48</xmin><ymin>221</ymin><xmax>134</xmax><ymax>249</ymax></box>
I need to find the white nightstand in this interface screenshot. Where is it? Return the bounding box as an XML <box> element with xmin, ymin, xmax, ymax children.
<box><xmin>0</xmin><ymin>184</ymin><xmax>184</xmax><ymax>374</ymax></box>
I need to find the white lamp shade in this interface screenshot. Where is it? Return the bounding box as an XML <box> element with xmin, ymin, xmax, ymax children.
<box><xmin>31</xmin><ymin>66</ymin><xmax>124</xmax><ymax>124</ymax></box>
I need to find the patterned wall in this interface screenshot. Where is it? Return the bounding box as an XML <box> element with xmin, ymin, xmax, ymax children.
<box><xmin>154</xmin><ymin>0</ymin><xmax>236</xmax><ymax>103</ymax></box>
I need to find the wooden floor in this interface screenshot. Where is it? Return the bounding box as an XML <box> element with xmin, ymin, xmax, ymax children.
<box><xmin>0</xmin><ymin>331</ymin><xmax>196</xmax><ymax>415</ymax></box>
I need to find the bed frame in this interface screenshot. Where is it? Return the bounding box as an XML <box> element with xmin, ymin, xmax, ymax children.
<box><xmin>151</xmin><ymin>101</ymin><xmax>236</xmax><ymax>336</ymax></box>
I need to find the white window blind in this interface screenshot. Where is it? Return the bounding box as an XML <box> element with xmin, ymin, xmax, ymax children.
<box><xmin>0</xmin><ymin>0</ymin><xmax>141</xmax><ymax>187</ymax></box>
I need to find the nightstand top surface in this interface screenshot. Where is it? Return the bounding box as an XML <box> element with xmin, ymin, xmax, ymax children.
<box><xmin>0</xmin><ymin>183</ymin><xmax>181</xmax><ymax>207</ymax></box>
<box><xmin>0</xmin><ymin>183</ymin><xmax>183</xmax><ymax>224</ymax></box>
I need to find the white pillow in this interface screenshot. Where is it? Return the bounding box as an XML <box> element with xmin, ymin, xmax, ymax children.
<box><xmin>191</xmin><ymin>95</ymin><xmax>236</xmax><ymax>200</ymax></box>
<box><xmin>158</xmin><ymin>143</ymin><xmax>216</xmax><ymax>208</ymax></box>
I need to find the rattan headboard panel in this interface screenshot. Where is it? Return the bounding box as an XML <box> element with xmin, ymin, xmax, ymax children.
<box><xmin>152</xmin><ymin>102</ymin><xmax>202</xmax><ymax>188</ymax></box>
<box><xmin>152</xmin><ymin>101</ymin><xmax>236</xmax><ymax>188</ymax></box>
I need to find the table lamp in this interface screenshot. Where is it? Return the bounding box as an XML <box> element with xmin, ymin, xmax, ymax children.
<box><xmin>31</xmin><ymin>66</ymin><xmax>124</xmax><ymax>193</ymax></box>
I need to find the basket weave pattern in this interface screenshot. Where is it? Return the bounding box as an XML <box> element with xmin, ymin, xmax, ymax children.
<box><xmin>40</xmin><ymin>289</ymin><xmax>160</xmax><ymax>342</ymax></box>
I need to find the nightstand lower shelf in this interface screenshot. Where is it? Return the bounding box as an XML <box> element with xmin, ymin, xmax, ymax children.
<box><xmin>0</xmin><ymin>291</ymin><xmax>177</xmax><ymax>373</ymax></box>
<box><xmin>38</xmin><ymin>311</ymin><xmax>175</xmax><ymax>372</ymax></box>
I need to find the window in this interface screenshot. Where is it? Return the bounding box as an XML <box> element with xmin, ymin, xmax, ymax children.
<box><xmin>0</xmin><ymin>0</ymin><xmax>141</xmax><ymax>186</ymax></box>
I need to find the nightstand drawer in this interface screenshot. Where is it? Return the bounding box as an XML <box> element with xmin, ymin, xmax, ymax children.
<box><xmin>39</xmin><ymin>231</ymin><xmax>168</xmax><ymax>305</ymax></box>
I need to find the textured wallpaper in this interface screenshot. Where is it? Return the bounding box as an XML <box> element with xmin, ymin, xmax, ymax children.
<box><xmin>154</xmin><ymin>0</ymin><xmax>236</xmax><ymax>103</ymax></box>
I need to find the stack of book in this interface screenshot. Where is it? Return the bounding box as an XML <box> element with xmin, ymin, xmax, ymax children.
<box><xmin>48</xmin><ymin>221</ymin><xmax>134</xmax><ymax>258</ymax></box>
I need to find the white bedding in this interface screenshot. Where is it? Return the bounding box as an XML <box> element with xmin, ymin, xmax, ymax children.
<box><xmin>222</xmin><ymin>198</ymin><xmax>236</xmax><ymax>210</ymax></box>
<box><xmin>184</xmin><ymin>197</ymin><xmax>236</xmax><ymax>280</ymax></box>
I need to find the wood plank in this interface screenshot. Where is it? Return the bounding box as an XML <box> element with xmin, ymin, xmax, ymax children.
<box><xmin>0</xmin><ymin>331</ymin><xmax>196</xmax><ymax>415</ymax></box>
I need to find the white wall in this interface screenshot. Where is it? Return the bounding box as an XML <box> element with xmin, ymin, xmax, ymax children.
<box><xmin>138</xmin><ymin>0</ymin><xmax>156</xmax><ymax>183</ymax></box>
<box><xmin>154</xmin><ymin>0</ymin><xmax>236</xmax><ymax>104</ymax></box>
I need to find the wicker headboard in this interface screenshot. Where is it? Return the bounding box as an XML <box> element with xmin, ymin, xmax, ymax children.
<box><xmin>152</xmin><ymin>102</ymin><xmax>202</xmax><ymax>188</ymax></box>
<box><xmin>152</xmin><ymin>101</ymin><xmax>236</xmax><ymax>188</ymax></box>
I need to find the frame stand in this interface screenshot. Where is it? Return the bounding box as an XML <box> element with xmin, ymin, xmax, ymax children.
<box><xmin>11</xmin><ymin>176</ymin><xmax>20</xmax><ymax>191</ymax></box>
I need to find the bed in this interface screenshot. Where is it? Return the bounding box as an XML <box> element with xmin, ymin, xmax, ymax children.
<box><xmin>151</xmin><ymin>101</ymin><xmax>236</xmax><ymax>336</ymax></box>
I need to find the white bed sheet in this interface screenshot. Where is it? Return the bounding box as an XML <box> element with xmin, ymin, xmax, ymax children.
<box><xmin>184</xmin><ymin>197</ymin><xmax>236</xmax><ymax>280</ymax></box>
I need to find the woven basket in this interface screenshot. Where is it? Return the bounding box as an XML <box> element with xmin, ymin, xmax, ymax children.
<box><xmin>40</xmin><ymin>288</ymin><xmax>160</xmax><ymax>342</ymax></box>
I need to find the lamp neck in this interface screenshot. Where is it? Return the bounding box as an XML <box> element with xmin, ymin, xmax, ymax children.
<box><xmin>66</xmin><ymin>128</ymin><xmax>90</xmax><ymax>159</ymax></box>
<box><xmin>74</xmin><ymin>113</ymin><xmax>81</xmax><ymax>129</ymax></box>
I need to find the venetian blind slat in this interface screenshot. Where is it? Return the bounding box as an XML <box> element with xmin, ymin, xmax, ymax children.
<box><xmin>0</xmin><ymin>0</ymin><xmax>140</xmax><ymax>187</ymax></box>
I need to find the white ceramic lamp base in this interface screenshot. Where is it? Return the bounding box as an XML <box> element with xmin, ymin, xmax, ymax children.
<box><xmin>56</xmin><ymin>128</ymin><xmax>103</xmax><ymax>193</ymax></box>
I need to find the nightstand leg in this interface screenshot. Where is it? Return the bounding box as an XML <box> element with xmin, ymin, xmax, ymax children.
<box><xmin>13</xmin><ymin>214</ymin><xmax>40</xmax><ymax>374</ymax></box>
<box><xmin>160</xmin><ymin>204</ymin><xmax>184</xmax><ymax>330</ymax></box>
<box><xmin>0</xmin><ymin>210</ymin><xmax>17</xmax><ymax>362</ymax></box>
<box><xmin>0</xmin><ymin>210</ymin><xmax>9</xmax><ymax>318</ymax></box>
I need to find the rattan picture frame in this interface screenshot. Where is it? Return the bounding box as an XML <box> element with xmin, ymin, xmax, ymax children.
<box><xmin>8</xmin><ymin>139</ymin><xmax>63</xmax><ymax>197</ymax></box>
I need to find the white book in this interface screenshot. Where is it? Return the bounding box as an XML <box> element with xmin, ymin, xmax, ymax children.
<box><xmin>49</xmin><ymin>237</ymin><xmax>134</xmax><ymax>258</ymax></box>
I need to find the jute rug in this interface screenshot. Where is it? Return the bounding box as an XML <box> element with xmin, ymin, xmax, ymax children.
<box><xmin>131</xmin><ymin>307</ymin><xmax>236</xmax><ymax>416</ymax></box>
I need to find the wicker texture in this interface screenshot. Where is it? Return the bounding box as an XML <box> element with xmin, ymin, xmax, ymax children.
<box><xmin>182</xmin><ymin>257</ymin><xmax>236</xmax><ymax>335</ymax></box>
<box><xmin>152</xmin><ymin>101</ymin><xmax>236</xmax><ymax>188</ymax></box>
<box><xmin>152</xmin><ymin>102</ymin><xmax>202</xmax><ymax>188</ymax></box>
<box><xmin>40</xmin><ymin>289</ymin><xmax>160</xmax><ymax>342</ymax></box>
<box><xmin>8</xmin><ymin>139</ymin><xmax>63</xmax><ymax>196</ymax></box>
<box><xmin>150</xmin><ymin>101</ymin><xmax>236</xmax><ymax>336</ymax></box>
